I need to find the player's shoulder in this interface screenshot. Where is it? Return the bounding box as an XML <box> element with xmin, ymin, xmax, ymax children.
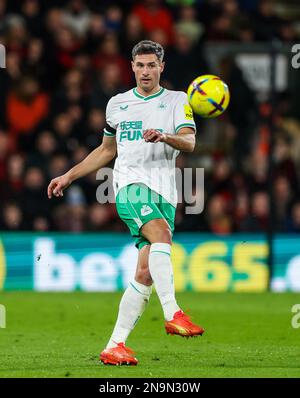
<box><xmin>163</xmin><ymin>89</ymin><xmax>188</xmax><ymax>102</ymax></box>
<box><xmin>107</xmin><ymin>89</ymin><xmax>134</xmax><ymax>107</ymax></box>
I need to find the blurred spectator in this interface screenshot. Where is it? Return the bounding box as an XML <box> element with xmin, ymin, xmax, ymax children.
<box><xmin>6</xmin><ymin>154</ymin><xmax>25</xmax><ymax>200</ymax></box>
<box><xmin>233</xmin><ymin>191</ymin><xmax>250</xmax><ymax>229</ymax></box>
<box><xmin>241</xmin><ymin>191</ymin><xmax>269</xmax><ymax>232</ymax></box>
<box><xmin>62</xmin><ymin>0</ymin><xmax>91</xmax><ymax>38</ymax></box>
<box><xmin>72</xmin><ymin>53</ymin><xmax>92</xmax><ymax>84</ymax></box>
<box><xmin>238</xmin><ymin>21</ymin><xmax>256</xmax><ymax>42</ymax></box>
<box><xmin>1</xmin><ymin>153</ymin><xmax>25</xmax><ymax>207</ymax></box>
<box><xmin>92</xmin><ymin>33</ymin><xmax>132</xmax><ymax>86</ymax></box>
<box><xmin>4</xmin><ymin>16</ymin><xmax>28</xmax><ymax>57</ymax></box>
<box><xmin>45</xmin><ymin>7</ymin><xmax>65</xmax><ymax>37</ymax></box>
<box><xmin>175</xmin><ymin>5</ymin><xmax>204</xmax><ymax>44</ymax></box>
<box><xmin>66</xmin><ymin>183</ymin><xmax>85</xmax><ymax>203</ymax></box>
<box><xmin>133</xmin><ymin>0</ymin><xmax>174</xmax><ymax>45</ymax></box>
<box><xmin>148</xmin><ymin>28</ymin><xmax>169</xmax><ymax>50</ymax></box>
<box><xmin>285</xmin><ymin>202</ymin><xmax>300</xmax><ymax>233</ymax></box>
<box><xmin>0</xmin><ymin>203</ymin><xmax>26</xmax><ymax>231</ymax></box>
<box><xmin>83</xmin><ymin>108</ymin><xmax>105</xmax><ymax>149</ymax></box>
<box><xmin>207</xmin><ymin>157</ymin><xmax>234</xmax><ymax>201</ymax></box>
<box><xmin>247</xmin><ymin>151</ymin><xmax>268</xmax><ymax>193</ymax></box>
<box><xmin>86</xmin><ymin>202</ymin><xmax>113</xmax><ymax>231</ymax></box>
<box><xmin>206</xmin><ymin>194</ymin><xmax>233</xmax><ymax>234</ymax></box>
<box><xmin>205</xmin><ymin>12</ymin><xmax>234</xmax><ymax>41</ymax></box>
<box><xmin>277</xmin><ymin>21</ymin><xmax>297</xmax><ymax>42</ymax></box>
<box><xmin>48</xmin><ymin>153</ymin><xmax>70</xmax><ymax>179</ymax></box>
<box><xmin>0</xmin><ymin>131</ymin><xmax>8</xmax><ymax>182</ymax></box>
<box><xmin>273</xmin><ymin>135</ymin><xmax>299</xmax><ymax>193</ymax></box>
<box><xmin>21</xmin><ymin>166</ymin><xmax>50</xmax><ymax>222</ymax></box>
<box><xmin>68</xmin><ymin>204</ymin><xmax>87</xmax><ymax>231</ymax></box>
<box><xmin>273</xmin><ymin>176</ymin><xmax>293</xmax><ymax>231</ymax></box>
<box><xmin>0</xmin><ymin>51</ymin><xmax>21</xmax><ymax>85</ymax></box>
<box><xmin>28</xmin><ymin>130</ymin><xmax>58</xmax><ymax>170</ymax></box>
<box><xmin>52</xmin><ymin>112</ymin><xmax>78</xmax><ymax>153</ymax></box>
<box><xmin>53</xmin><ymin>26</ymin><xmax>82</xmax><ymax>71</ymax></box>
<box><xmin>72</xmin><ymin>146</ymin><xmax>89</xmax><ymax>164</ymax></box>
<box><xmin>90</xmin><ymin>63</ymin><xmax>125</xmax><ymax>109</ymax></box>
<box><xmin>61</xmin><ymin>184</ymin><xmax>87</xmax><ymax>231</ymax></box>
<box><xmin>21</xmin><ymin>0</ymin><xmax>43</xmax><ymax>37</ymax></box>
<box><xmin>252</xmin><ymin>0</ymin><xmax>283</xmax><ymax>41</ymax></box>
<box><xmin>85</xmin><ymin>13</ymin><xmax>106</xmax><ymax>53</ymax></box>
<box><xmin>32</xmin><ymin>216</ymin><xmax>50</xmax><ymax>232</ymax></box>
<box><xmin>6</xmin><ymin>76</ymin><xmax>49</xmax><ymax>150</ymax></box>
<box><xmin>22</xmin><ymin>38</ymin><xmax>48</xmax><ymax>89</ymax></box>
<box><xmin>105</xmin><ymin>4</ymin><xmax>123</xmax><ymax>33</ymax></box>
<box><xmin>51</xmin><ymin>204</ymin><xmax>71</xmax><ymax>231</ymax></box>
<box><xmin>51</xmin><ymin>68</ymin><xmax>86</xmax><ymax>115</ymax></box>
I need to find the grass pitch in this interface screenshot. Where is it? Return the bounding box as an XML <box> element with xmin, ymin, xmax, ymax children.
<box><xmin>0</xmin><ymin>292</ymin><xmax>299</xmax><ymax>378</ymax></box>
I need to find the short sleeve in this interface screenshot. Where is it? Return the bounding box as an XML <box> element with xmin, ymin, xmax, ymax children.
<box><xmin>104</xmin><ymin>97</ymin><xmax>117</xmax><ymax>137</ymax></box>
<box><xmin>174</xmin><ymin>92</ymin><xmax>196</xmax><ymax>134</ymax></box>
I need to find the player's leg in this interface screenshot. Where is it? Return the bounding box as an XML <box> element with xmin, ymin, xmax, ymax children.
<box><xmin>140</xmin><ymin>219</ymin><xmax>179</xmax><ymax>320</ymax></box>
<box><xmin>141</xmin><ymin>219</ymin><xmax>181</xmax><ymax>321</ymax></box>
<box><xmin>105</xmin><ymin>244</ymin><xmax>152</xmax><ymax>348</ymax></box>
<box><xmin>100</xmin><ymin>244</ymin><xmax>152</xmax><ymax>365</ymax></box>
<box><xmin>141</xmin><ymin>219</ymin><xmax>205</xmax><ymax>337</ymax></box>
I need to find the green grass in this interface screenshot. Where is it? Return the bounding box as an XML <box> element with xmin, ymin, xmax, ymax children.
<box><xmin>0</xmin><ymin>292</ymin><xmax>299</xmax><ymax>378</ymax></box>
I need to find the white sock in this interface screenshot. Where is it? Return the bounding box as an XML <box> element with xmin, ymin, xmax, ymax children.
<box><xmin>149</xmin><ymin>243</ymin><xmax>180</xmax><ymax>321</ymax></box>
<box><xmin>106</xmin><ymin>280</ymin><xmax>152</xmax><ymax>349</ymax></box>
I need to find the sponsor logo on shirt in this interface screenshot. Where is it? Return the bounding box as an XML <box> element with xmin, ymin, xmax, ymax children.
<box><xmin>140</xmin><ymin>205</ymin><xmax>153</xmax><ymax>216</ymax></box>
<box><xmin>119</xmin><ymin>121</ymin><xmax>164</xmax><ymax>142</ymax></box>
<box><xmin>119</xmin><ymin>120</ymin><xmax>143</xmax><ymax>142</ymax></box>
<box><xmin>184</xmin><ymin>104</ymin><xmax>194</xmax><ymax>120</ymax></box>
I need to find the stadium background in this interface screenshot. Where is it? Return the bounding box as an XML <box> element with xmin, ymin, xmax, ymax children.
<box><xmin>1</xmin><ymin>0</ymin><xmax>300</xmax><ymax>293</ymax></box>
<box><xmin>1</xmin><ymin>0</ymin><xmax>300</xmax><ymax>379</ymax></box>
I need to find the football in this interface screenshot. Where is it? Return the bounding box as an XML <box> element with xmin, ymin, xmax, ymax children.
<box><xmin>187</xmin><ymin>74</ymin><xmax>230</xmax><ymax>118</ymax></box>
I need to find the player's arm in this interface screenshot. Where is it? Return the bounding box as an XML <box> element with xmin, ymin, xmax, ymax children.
<box><xmin>143</xmin><ymin>127</ymin><xmax>195</xmax><ymax>152</ymax></box>
<box><xmin>47</xmin><ymin>136</ymin><xmax>117</xmax><ymax>198</ymax></box>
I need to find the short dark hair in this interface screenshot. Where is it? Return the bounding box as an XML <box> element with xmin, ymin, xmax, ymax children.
<box><xmin>132</xmin><ymin>40</ymin><xmax>164</xmax><ymax>62</ymax></box>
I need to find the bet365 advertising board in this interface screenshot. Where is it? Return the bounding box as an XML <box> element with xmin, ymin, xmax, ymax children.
<box><xmin>0</xmin><ymin>233</ymin><xmax>299</xmax><ymax>292</ymax></box>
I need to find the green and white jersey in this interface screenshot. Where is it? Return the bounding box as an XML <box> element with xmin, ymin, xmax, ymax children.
<box><xmin>104</xmin><ymin>87</ymin><xmax>196</xmax><ymax>207</ymax></box>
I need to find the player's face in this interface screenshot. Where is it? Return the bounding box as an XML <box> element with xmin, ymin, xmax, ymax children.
<box><xmin>132</xmin><ymin>54</ymin><xmax>165</xmax><ymax>94</ymax></box>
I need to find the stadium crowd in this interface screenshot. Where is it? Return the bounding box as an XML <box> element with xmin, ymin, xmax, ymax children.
<box><xmin>0</xmin><ymin>0</ymin><xmax>300</xmax><ymax>234</ymax></box>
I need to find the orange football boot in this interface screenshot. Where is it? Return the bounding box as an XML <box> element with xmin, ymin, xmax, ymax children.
<box><xmin>165</xmin><ymin>310</ymin><xmax>205</xmax><ymax>338</ymax></box>
<box><xmin>100</xmin><ymin>343</ymin><xmax>138</xmax><ymax>366</ymax></box>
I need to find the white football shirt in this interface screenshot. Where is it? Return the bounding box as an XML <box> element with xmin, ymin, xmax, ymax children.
<box><xmin>104</xmin><ymin>87</ymin><xmax>196</xmax><ymax>207</ymax></box>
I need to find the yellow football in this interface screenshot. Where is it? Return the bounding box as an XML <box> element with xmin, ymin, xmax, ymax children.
<box><xmin>187</xmin><ymin>74</ymin><xmax>230</xmax><ymax>118</ymax></box>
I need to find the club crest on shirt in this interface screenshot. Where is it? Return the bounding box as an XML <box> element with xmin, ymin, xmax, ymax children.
<box><xmin>158</xmin><ymin>102</ymin><xmax>167</xmax><ymax>110</ymax></box>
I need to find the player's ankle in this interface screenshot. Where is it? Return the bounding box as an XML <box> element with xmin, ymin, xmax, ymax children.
<box><xmin>106</xmin><ymin>340</ymin><xmax>122</xmax><ymax>349</ymax></box>
<box><xmin>163</xmin><ymin>301</ymin><xmax>181</xmax><ymax>321</ymax></box>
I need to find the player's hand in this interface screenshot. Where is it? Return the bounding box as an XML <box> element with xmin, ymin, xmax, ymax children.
<box><xmin>143</xmin><ymin>129</ymin><xmax>166</xmax><ymax>143</ymax></box>
<box><xmin>47</xmin><ymin>174</ymin><xmax>71</xmax><ymax>199</ymax></box>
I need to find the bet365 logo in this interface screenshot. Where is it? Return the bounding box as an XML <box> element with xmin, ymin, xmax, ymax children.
<box><xmin>291</xmin><ymin>304</ymin><xmax>300</xmax><ymax>329</ymax></box>
<box><xmin>291</xmin><ymin>44</ymin><xmax>300</xmax><ymax>69</ymax></box>
<box><xmin>0</xmin><ymin>304</ymin><xmax>6</xmax><ymax>328</ymax></box>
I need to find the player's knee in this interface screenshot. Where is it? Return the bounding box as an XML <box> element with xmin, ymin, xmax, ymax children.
<box><xmin>135</xmin><ymin>267</ymin><xmax>152</xmax><ymax>286</ymax></box>
<box><xmin>154</xmin><ymin>227</ymin><xmax>172</xmax><ymax>244</ymax></box>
